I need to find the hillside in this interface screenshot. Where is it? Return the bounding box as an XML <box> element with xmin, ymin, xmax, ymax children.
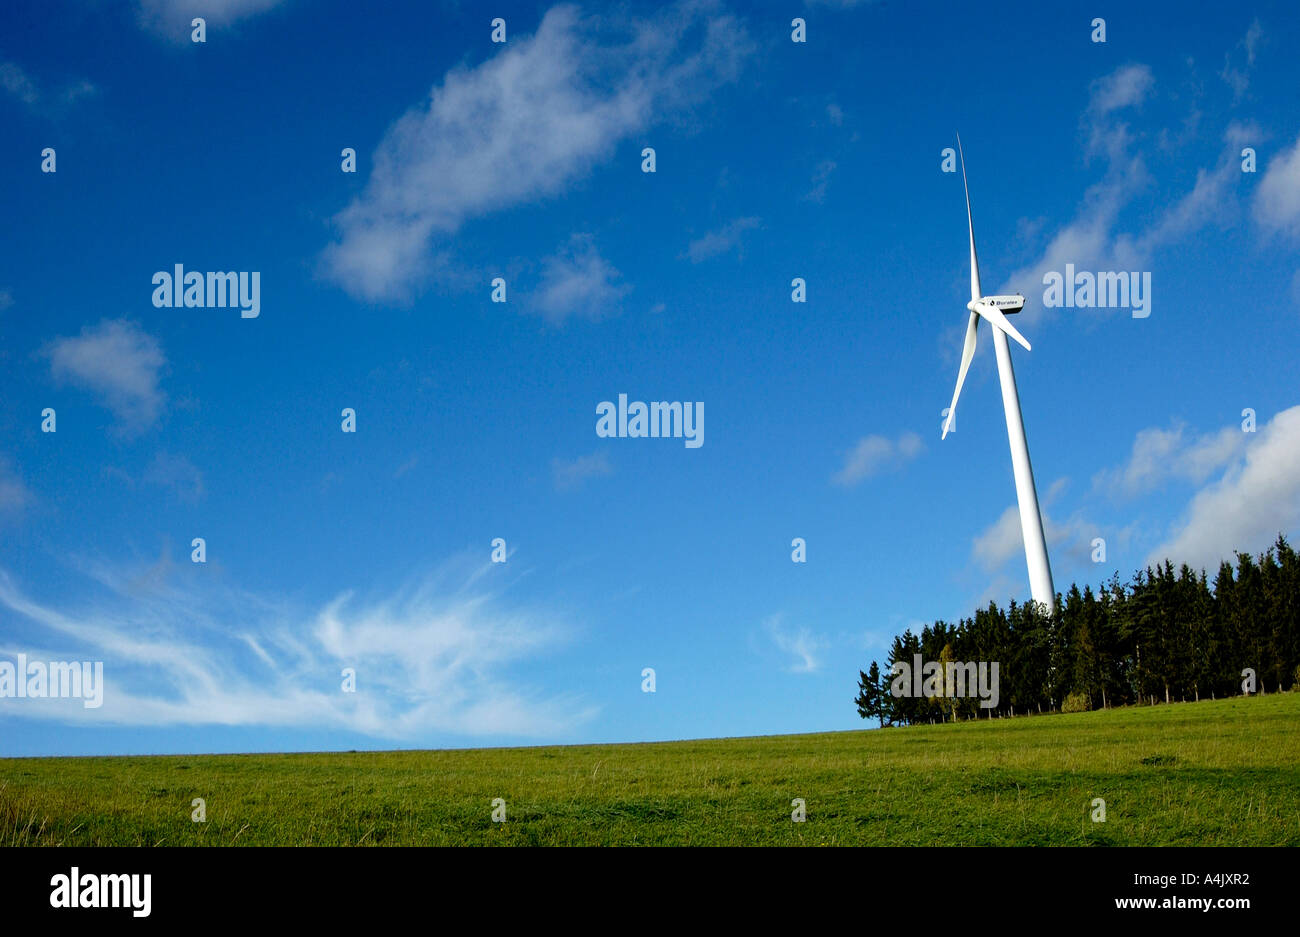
<box><xmin>3</xmin><ymin>694</ymin><xmax>1298</xmax><ymax>846</ymax></box>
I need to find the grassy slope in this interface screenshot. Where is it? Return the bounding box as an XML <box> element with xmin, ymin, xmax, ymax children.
<box><xmin>2</xmin><ymin>694</ymin><xmax>1297</xmax><ymax>846</ymax></box>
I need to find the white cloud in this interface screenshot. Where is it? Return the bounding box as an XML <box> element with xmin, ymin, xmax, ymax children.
<box><xmin>1221</xmin><ymin>18</ymin><xmax>1263</xmax><ymax>101</ymax></box>
<box><xmin>972</xmin><ymin>506</ymin><xmax>1024</xmax><ymax>573</ymax></box>
<box><xmin>134</xmin><ymin>0</ymin><xmax>287</xmax><ymax>37</ymax></box>
<box><xmin>0</xmin><ymin>61</ymin><xmax>96</xmax><ymax>113</ymax></box>
<box><xmin>1148</xmin><ymin>406</ymin><xmax>1300</xmax><ymax>571</ymax></box>
<box><xmin>531</xmin><ymin>234</ymin><xmax>629</xmax><ymax>323</ymax></box>
<box><xmin>804</xmin><ymin>160</ymin><xmax>836</xmax><ymax>204</ymax></box>
<box><xmin>972</xmin><ymin>504</ymin><xmax>1099</xmax><ymax>575</ymax></box>
<box><xmin>684</xmin><ymin>216</ymin><xmax>760</xmax><ymax>262</ymax></box>
<box><xmin>0</xmin><ymin>457</ymin><xmax>31</xmax><ymax>514</ymax></box>
<box><xmin>0</xmin><ymin>554</ymin><xmax>595</xmax><ymax>738</ymax></box>
<box><xmin>1093</xmin><ymin>421</ymin><xmax>1245</xmax><ymax>497</ymax></box>
<box><xmin>552</xmin><ymin>451</ymin><xmax>613</xmax><ymax>490</ymax></box>
<box><xmin>1137</xmin><ymin>121</ymin><xmax>1256</xmax><ymax>252</ymax></box>
<box><xmin>321</xmin><ymin>2</ymin><xmax>751</xmax><ymax>302</ymax></box>
<box><xmin>973</xmin><ymin>572</ymin><xmax>1023</xmax><ymax>610</ymax></box>
<box><xmin>1042</xmin><ymin>512</ymin><xmax>1103</xmax><ymax>573</ymax></box>
<box><xmin>999</xmin><ymin>65</ymin><xmax>1252</xmax><ymax>319</ymax></box>
<box><xmin>1087</xmin><ymin>64</ymin><xmax>1154</xmax><ymax>125</ymax></box>
<box><xmin>143</xmin><ymin>452</ymin><xmax>205</xmax><ymax>502</ymax></box>
<box><xmin>763</xmin><ymin>615</ymin><xmax>824</xmax><ymax>674</ymax></box>
<box><xmin>0</xmin><ymin>62</ymin><xmax>38</xmax><ymax>106</ymax></box>
<box><xmin>833</xmin><ymin>431</ymin><xmax>923</xmax><ymax>487</ymax></box>
<box><xmin>45</xmin><ymin>319</ymin><xmax>167</xmax><ymax>435</ymax></box>
<box><xmin>98</xmin><ymin>453</ymin><xmax>205</xmax><ymax>502</ymax></box>
<box><xmin>1254</xmin><ymin>133</ymin><xmax>1300</xmax><ymax>239</ymax></box>
<box><xmin>996</xmin><ymin>66</ymin><xmax>1154</xmax><ymax>304</ymax></box>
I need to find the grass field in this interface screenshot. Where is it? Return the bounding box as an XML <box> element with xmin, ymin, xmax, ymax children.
<box><xmin>2</xmin><ymin>694</ymin><xmax>1298</xmax><ymax>846</ymax></box>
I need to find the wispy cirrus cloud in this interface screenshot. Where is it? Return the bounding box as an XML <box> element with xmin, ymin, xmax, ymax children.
<box><xmin>0</xmin><ymin>553</ymin><xmax>595</xmax><ymax>739</ymax></box>
<box><xmin>1220</xmin><ymin>18</ymin><xmax>1263</xmax><ymax>102</ymax></box>
<box><xmin>762</xmin><ymin>615</ymin><xmax>824</xmax><ymax>674</ymax></box>
<box><xmin>995</xmin><ymin>64</ymin><xmax>1155</xmax><ymax>308</ymax></box>
<box><xmin>321</xmin><ymin>2</ymin><xmax>752</xmax><ymax>303</ymax></box>
<box><xmin>997</xmin><ymin>61</ymin><xmax>1259</xmax><ymax>323</ymax></box>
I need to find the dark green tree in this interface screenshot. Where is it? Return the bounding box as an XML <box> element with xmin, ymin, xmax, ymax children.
<box><xmin>859</xmin><ymin>537</ymin><xmax>1299</xmax><ymax>721</ymax></box>
<box><xmin>854</xmin><ymin>661</ymin><xmax>885</xmax><ymax>726</ymax></box>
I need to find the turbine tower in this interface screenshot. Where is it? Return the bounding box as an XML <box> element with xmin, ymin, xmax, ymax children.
<box><xmin>942</xmin><ymin>135</ymin><xmax>1056</xmax><ymax>614</ymax></box>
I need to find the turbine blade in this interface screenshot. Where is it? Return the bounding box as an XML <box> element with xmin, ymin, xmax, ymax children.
<box><xmin>957</xmin><ymin>133</ymin><xmax>981</xmax><ymax>304</ymax></box>
<box><xmin>973</xmin><ymin>301</ymin><xmax>1032</xmax><ymax>352</ymax></box>
<box><xmin>942</xmin><ymin>310</ymin><xmax>980</xmax><ymax>440</ymax></box>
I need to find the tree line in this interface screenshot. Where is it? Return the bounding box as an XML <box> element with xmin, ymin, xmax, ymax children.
<box><xmin>855</xmin><ymin>534</ymin><xmax>1300</xmax><ymax>726</ymax></box>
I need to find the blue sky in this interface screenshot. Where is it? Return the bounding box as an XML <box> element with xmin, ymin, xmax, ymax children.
<box><xmin>2</xmin><ymin>0</ymin><xmax>1298</xmax><ymax>756</ymax></box>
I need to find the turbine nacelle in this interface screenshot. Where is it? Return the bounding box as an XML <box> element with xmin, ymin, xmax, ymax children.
<box><xmin>971</xmin><ymin>294</ymin><xmax>1025</xmax><ymax>315</ymax></box>
<box><xmin>965</xmin><ymin>294</ymin><xmax>1031</xmax><ymax>352</ymax></box>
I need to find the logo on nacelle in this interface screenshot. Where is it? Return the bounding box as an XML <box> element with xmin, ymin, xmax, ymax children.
<box><xmin>980</xmin><ymin>294</ymin><xmax>1025</xmax><ymax>313</ymax></box>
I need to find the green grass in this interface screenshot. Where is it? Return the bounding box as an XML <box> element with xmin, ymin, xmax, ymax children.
<box><xmin>3</xmin><ymin>694</ymin><xmax>1298</xmax><ymax>845</ymax></box>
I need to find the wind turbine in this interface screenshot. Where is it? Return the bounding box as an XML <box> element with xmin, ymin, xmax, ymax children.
<box><xmin>942</xmin><ymin>135</ymin><xmax>1056</xmax><ymax>615</ymax></box>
